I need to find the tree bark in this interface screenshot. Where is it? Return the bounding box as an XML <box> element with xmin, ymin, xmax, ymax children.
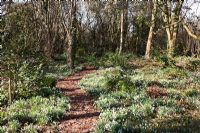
<box><xmin>67</xmin><ymin>0</ymin><xmax>77</xmax><ymax>69</ymax></box>
<box><xmin>119</xmin><ymin>8</ymin><xmax>124</xmax><ymax>55</ymax></box>
<box><xmin>161</xmin><ymin>0</ymin><xmax>183</xmax><ymax>58</ymax></box>
<box><xmin>119</xmin><ymin>0</ymin><xmax>128</xmax><ymax>55</ymax></box>
<box><xmin>183</xmin><ymin>22</ymin><xmax>200</xmax><ymax>41</ymax></box>
<box><xmin>145</xmin><ymin>0</ymin><xmax>157</xmax><ymax>59</ymax></box>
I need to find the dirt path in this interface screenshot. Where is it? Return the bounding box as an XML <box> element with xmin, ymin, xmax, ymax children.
<box><xmin>56</xmin><ymin>67</ymin><xmax>100</xmax><ymax>133</ymax></box>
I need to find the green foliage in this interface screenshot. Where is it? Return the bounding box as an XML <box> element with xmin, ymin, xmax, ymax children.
<box><xmin>190</xmin><ymin>60</ymin><xmax>200</xmax><ymax>70</ymax></box>
<box><xmin>0</xmin><ymin>90</ymin><xmax>7</xmax><ymax>106</ymax></box>
<box><xmin>53</xmin><ymin>53</ymin><xmax>68</xmax><ymax>61</ymax></box>
<box><xmin>79</xmin><ymin>67</ymin><xmax>135</xmax><ymax>97</ymax></box>
<box><xmin>157</xmin><ymin>106</ymin><xmax>178</xmax><ymax>118</ymax></box>
<box><xmin>174</xmin><ymin>56</ymin><xmax>200</xmax><ymax>71</ymax></box>
<box><xmin>158</xmin><ymin>67</ymin><xmax>188</xmax><ymax>79</ymax></box>
<box><xmin>79</xmin><ymin>67</ymin><xmax>119</xmax><ymax>96</ymax></box>
<box><xmin>79</xmin><ymin>53</ymin><xmax>134</xmax><ymax>68</ymax></box>
<box><xmin>184</xmin><ymin>89</ymin><xmax>199</xmax><ymax>97</ymax></box>
<box><xmin>21</xmin><ymin>124</ymin><xmax>38</xmax><ymax>133</ymax></box>
<box><xmin>44</xmin><ymin>61</ymin><xmax>81</xmax><ymax>79</ymax></box>
<box><xmin>95</xmin><ymin>91</ymin><xmax>134</xmax><ymax>110</ymax></box>
<box><xmin>7</xmin><ymin>96</ymin><xmax>69</xmax><ymax>125</ymax></box>
<box><xmin>2</xmin><ymin>5</ymin><xmax>39</xmax><ymax>57</ymax></box>
<box><xmin>103</xmin><ymin>53</ymin><xmax>129</xmax><ymax>68</ymax></box>
<box><xmin>96</xmin><ymin>108</ymin><xmax>132</xmax><ymax>133</ymax></box>
<box><xmin>0</xmin><ymin>59</ymin><xmax>67</xmax><ymax>104</ymax></box>
<box><xmin>160</xmin><ymin>55</ymin><xmax>176</xmax><ymax>67</ymax></box>
<box><xmin>104</xmin><ymin>68</ymin><xmax>133</xmax><ymax>92</ymax></box>
<box><xmin>7</xmin><ymin>120</ymin><xmax>21</xmax><ymax>133</ymax></box>
<box><xmin>40</xmin><ymin>76</ymin><xmax>57</xmax><ymax>88</ymax></box>
<box><xmin>79</xmin><ymin>64</ymin><xmax>200</xmax><ymax>132</ymax></box>
<box><xmin>0</xmin><ymin>59</ymin><xmax>48</xmax><ymax>103</ymax></box>
<box><xmin>96</xmin><ymin>101</ymin><xmax>155</xmax><ymax>133</ymax></box>
<box><xmin>151</xmin><ymin>48</ymin><xmax>164</xmax><ymax>60</ymax></box>
<box><xmin>0</xmin><ymin>109</ymin><xmax>6</xmax><ymax>126</ymax></box>
<box><xmin>0</xmin><ymin>96</ymin><xmax>69</xmax><ymax>132</ymax></box>
<box><xmin>79</xmin><ymin>54</ymin><xmax>100</xmax><ymax>67</ymax></box>
<box><xmin>0</xmin><ymin>126</ymin><xmax>5</xmax><ymax>133</ymax></box>
<box><xmin>96</xmin><ymin>96</ymin><xmax>200</xmax><ymax>132</ymax></box>
<box><xmin>37</xmin><ymin>87</ymin><xmax>61</xmax><ymax>97</ymax></box>
<box><xmin>16</xmin><ymin>61</ymin><xmax>44</xmax><ymax>98</ymax></box>
<box><xmin>0</xmin><ymin>58</ymin><xmax>70</xmax><ymax>132</ymax></box>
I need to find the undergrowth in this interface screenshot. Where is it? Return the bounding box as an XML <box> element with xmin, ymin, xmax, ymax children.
<box><xmin>79</xmin><ymin>56</ymin><xmax>200</xmax><ymax>132</ymax></box>
<box><xmin>0</xmin><ymin>59</ymin><xmax>71</xmax><ymax>133</ymax></box>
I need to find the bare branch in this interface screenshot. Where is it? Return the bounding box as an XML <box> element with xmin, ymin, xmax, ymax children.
<box><xmin>182</xmin><ymin>22</ymin><xmax>200</xmax><ymax>41</ymax></box>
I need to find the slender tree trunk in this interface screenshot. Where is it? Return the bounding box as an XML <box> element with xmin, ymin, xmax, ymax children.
<box><xmin>67</xmin><ymin>0</ymin><xmax>77</xmax><ymax>69</ymax></box>
<box><xmin>167</xmin><ymin>38</ymin><xmax>175</xmax><ymax>57</ymax></box>
<box><xmin>145</xmin><ymin>0</ymin><xmax>157</xmax><ymax>59</ymax></box>
<box><xmin>8</xmin><ymin>77</ymin><xmax>11</xmax><ymax>103</ymax></box>
<box><xmin>119</xmin><ymin>8</ymin><xmax>124</xmax><ymax>55</ymax></box>
<box><xmin>124</xmin><ymin>0</ymin><xmax>129</xmax><ymax>50</ymax></box>
<box><xmin>67</xmin><ymin>33</ymin><xmax>74</xmax><ymax>68</ymax></box>
<box><xmin>8</xmin><ymin>65</ymin><xmax>12</xmax><ymax>104</ymax></box>
<box><xmin>160</xmin><ymin>0</ymin><xmax>183</xmax><ymax>58</ymax></box>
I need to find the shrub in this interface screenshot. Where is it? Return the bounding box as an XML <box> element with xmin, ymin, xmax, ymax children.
<box><xmin>96</xmin><ymin>108</ymin><xmax>131</xmax><ymax>133</ymax></box>
<box><xmin>15</xmin><ymin>62</ymin><xmax>44</xmax><ymax>98</ymax></box>
<box><xmin>79</xmin><ymin>65</ymin><xmax>200</xmax><ymax>132</ymax></box>
<box><xmin>7</xmin><ymin>96</ymin><xmax>69</xmax><ymax>125</ymax></box>
<box><xmin>160</xmin><ymin>55</ymin><xmax>176</xmax><ymax>67</ymax></box>
<box><xmin>79</xmin><ymin>72</ymin><xmax>108</xmax><ymax>97</ymax></box>
<box><xmin>0</xmin><ymin>110</ymin><xmax>6</xmax><ymax>126</ymax></box>
<box><xmin>190</xmin><ymin>60</ymin><xmax>200</xmax><ymax>70</ymax></box>
<box><xmin>79</xmin><ymin>67</ymin><xmax>136</xmax><ymax>97</ymax></box>
<box><xmin>0</xmin><ymin>126</ymin><xmax>5</xmax><ymax>133</ymax></box>
<box><xmin>37</xmin><ymin>87</ymin><xmax>62</xmax><ymax>97</ymax></box>
<box><xmin>81</xmin><ymin>54</ymin><xmax>100</xmax><ymax>67</ymax></box>
<box><xmin>79</xmin><ymin>67</ymin><xmax>121</xmax><ymax>96</ymax></box>
<box><xmin>1</xmin><ymin>60</ymin><xmax>64</xmax><ymax>103</ymax></box>
<box><xmin>79</xmin><ymin>66</ymin><xmax>200</xmax><ymax>132</ymax></box>
<box><xmin>102</xmin><ymin>53</ymin><xmax>129</xmax><ymax>68</ymax></box>
<box><xmin>21</xmin><ymin>124</ymin><xmax>38</xmax><ymax>133</ymax></box>
<box><xmin>40</xmin><ymin>76</ymin><xmax>57</xmax><ymax>88</ymax></box>
<box><xmin>158</xmin><ymin>67</ymin><xmax>188</xmax><ymax>79</ymax></box>
<box><xmin>95</xmin><ymin>91</ymin><xmax>134</xmax><ymax>110</ymax></box>
<box><xmin>96</xmin><ymin>101</ymin><xmax>155</xmax><ymax>133</ymax></box>
<box><xmin>0</xmin><ymin>92</ymin><xmax>7</xmax><ymax>106</ymax></box>
<box><xmin>184</xmin><ymin>89</ymin><xmax>199</xmax><ymax>97</ymax></box>
<box><xmin>174</xmin><ymin>56</ymin><xmax>200</xmax><ymax>71</ymax></box>
<box><xmin>7</xmin><ymin>120</ymin><xmax>21</xmax><ymax>133</ymax></box>
<box><xmin>96</xmin><ymin>101</ymin><xmax>199</xmax><ymax>132</ymax></box>
<box><xmin>157</xmin><ymin>106</ymin><xmax>178</xmax><ymax>118</ymax></box>
<box><xmin>2</xmin><ymin>95</ymin><xmax>69</xmax><ymax>132</ymax></box>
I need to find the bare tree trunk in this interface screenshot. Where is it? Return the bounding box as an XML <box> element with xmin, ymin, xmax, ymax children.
<box><xmin>119</xmin><ymin>8</ymin><xmax>124</xmax><ymax>55</ymax></box>
<box><xmin>67</xmin><ymin>0</ymin><xmax>77</xmax><ymax>69</ymax></box>
<box><xmin>183</xmin><ymin>22</ymin><xmax>200</xmax><ymax>41</ymax></box>
<box><xmin>145</xmin><ymin>0</ymin><xmax>157</xmax><ymax>59</ymax></box>
<box><xmin>8</xmin><ymin>64</ymin><xmax>12</xmax><ymax>104</ymax></box>
<box><xmin>119</xmin><ymin>0</ymin><xmax>128</xmax><ymax>55</ymax></box>
<box><xmin>8</xmin><ymin>77</ymin><xmax>11</xmax><ymax>104</ymax></box>
<box><xmin>67</xmin><ymin>33</ymin><xmax>73</xmax><ymax>68</ymax></box>
<box><xmin>161</xmin><ymin>0</ymin><xmax>183</xmax><ymax>58</ymax></box>
<box><xmin>167</xmin><ymin>38</ymin><xmax>176</xmax><ymax>57</ymax></box>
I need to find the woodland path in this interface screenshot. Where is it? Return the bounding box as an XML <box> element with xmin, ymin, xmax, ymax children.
<box><xmin>56</xmin><ymin>67</ymin><xmax>100</xmax><ymax>133</ymax></box>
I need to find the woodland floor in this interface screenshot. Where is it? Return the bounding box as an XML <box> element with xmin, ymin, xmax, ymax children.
<box><xmin>56</xmin><ymin>67</ymin><xmax>100</xmax><ymax>133</ymax></box>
